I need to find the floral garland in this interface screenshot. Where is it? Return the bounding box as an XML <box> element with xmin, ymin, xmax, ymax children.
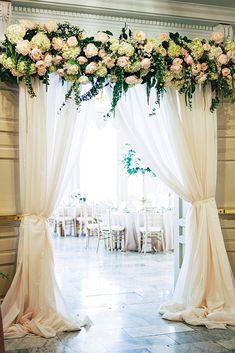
<box><xmin>0</xmin><ymin>20</ymin><xmax>235</xmax><ymax>113</ymax></box>
<box><xmin>122</xmin><ymin>144</ymin><xmax>156</xmax><ymax>176</ymax></box>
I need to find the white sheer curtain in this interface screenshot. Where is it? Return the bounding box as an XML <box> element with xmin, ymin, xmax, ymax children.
<box><xmin>112</xmin><ymin>84</ymin><xmax>235</xmax><ymax>328</ymax></box>
<box><xmin>2</xmin><ymin>76</ymin><xmax>93</xmax><ymax>338</ymax></box>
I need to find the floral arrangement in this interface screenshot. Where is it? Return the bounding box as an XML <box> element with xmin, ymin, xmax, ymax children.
<box><xmin>121</xmin><ymin>144</ymin><xmax>156</xmax><ymax>176</ymax></box>
<box><xmin>70</xmin><ymin>190</ymin><xmax>86</xmax><ymax>204</ymax></box>
<box><xmin>0</xmin><ymin>20</ymin><xmax>234</xmax><ymax>113</ymax></box>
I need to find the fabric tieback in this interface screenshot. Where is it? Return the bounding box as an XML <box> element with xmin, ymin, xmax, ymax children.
<box><xmin>23</xmin><ymin>214</ymin><xmax>47</xmax><ymax>221</ymax></box>
<box><xmin>193</xmin><ymin>197</ymin><xmax>215</xmax><ymax>207</ymax></box>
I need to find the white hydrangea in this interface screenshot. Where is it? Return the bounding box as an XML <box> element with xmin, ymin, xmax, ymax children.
<box><xmin>6</xmin><ymin>24</ymin><xmax>26</xmax><ymax>44</ymax></box>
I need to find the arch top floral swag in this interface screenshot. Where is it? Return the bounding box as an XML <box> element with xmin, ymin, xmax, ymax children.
<box><xmin>0</xmin><ymin>20</ymin><xmax>234</xmax><ymax>113</ymax></box>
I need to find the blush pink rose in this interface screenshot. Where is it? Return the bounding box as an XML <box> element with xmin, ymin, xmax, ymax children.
<box><xmin>184</xmin><ymin>54</ymin><xmax>194</xmax><ymax>65</ymax></box>
<box><xmin>117</xmin><ymin>56</ymin><xmax>130</xmax><ymax>67</ymax></box>
<box><xmin>125</xmin><ymin>75</ymin><xmax>142</xmax><ymax>85</ymax></box>
<box><xmin>16</xmin><ymin>40</ymin><xmax>31</xmax><ymax>56</ymax></box>
<box><xmin>170</xmin><ymin>64</ymin><xmax>183</xmax><ymax>73</ymax></box>
<box><xmin>140</xmin><ymin>58</ymin><xmax>151</xmax><ymax>70</ymax></box>
<box><xmin>30</xmin><ymin>48</ymin><xmax>43</xmax><ymax>61</ymax></box>
<box><xmin>77</xmin><ymin>56</ymin><xmax>88</xmax><ymax>65</ymax></box>
<box><xmin>222</xmin><ymin>68</ymin><xmax>231</xmax><ymax>76</ymax></box>
<box><xmin>52</xmin><ymin>37</ymin><xmax>64</xmax><ymax>51</ymax></box>
<box><xmin>217</xmin><ymin>54</ymin><xmax>229</xmax><ymax>65</ymax></box>
<box><xmin>85</xmin><ymin>62</ymin><xmax>98</xmax><ymax>74</ymax></box>
<box><xmin>210</xmin><ymin>31</ymin><xmax>224</xmax><ymax>44</ymax></box>
<box><xmin>201</xmin><ymin>63</ymin><xmax>208</xmax><ymax>71</ymax></box>
<box><xmin>173</xmin><ymin>58</ymin><xmax>183</xmax><ymax>66</ymax></box>
<box><xmin>84</xmin><ymin>43</ymin><xmax>98</xmax><ymax>58</ymax></box>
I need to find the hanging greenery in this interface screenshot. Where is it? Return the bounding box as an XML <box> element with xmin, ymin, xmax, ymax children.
<box><xmin>0</xmin><ymin>20</ymin><xmax>234</xmax><ymax>113</ymax></box>
<box><xmin>121</xmin><ymin>144</ymin><xmax>156</xmax><ymax>176</ymax></box>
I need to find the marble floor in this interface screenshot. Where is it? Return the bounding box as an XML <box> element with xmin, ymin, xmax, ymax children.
<box><xmin>4</xmin><ymin>236</ymin><xmax>235</xmax><ymax>353</ymax></box>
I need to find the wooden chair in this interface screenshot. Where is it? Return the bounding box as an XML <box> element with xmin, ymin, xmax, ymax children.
<box><xmin>139</xmin><ymin>208</ymin><xmax>165</xmax><ymax>255</ymax></box>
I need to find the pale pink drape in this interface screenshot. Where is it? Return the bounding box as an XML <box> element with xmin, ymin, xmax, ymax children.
<box><xmin>113</xmin><ymin>84</ymin><xmax>235</xmax><ymax>328</ymax></box>
<box><xmin>2</xmin><ymin>77</ymin><xmax>93</xmax><ymax>338</ymax></box>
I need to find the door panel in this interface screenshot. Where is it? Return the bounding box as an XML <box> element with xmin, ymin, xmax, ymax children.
<box><xmin>0</xmin><ymin>83</ymin><xmax>20</xmax><ymax>298</ymax></box>
<box><xmin>216</xmin><ymin>100</ymin><xmax>235</xmax><ymax>276</ymax></box>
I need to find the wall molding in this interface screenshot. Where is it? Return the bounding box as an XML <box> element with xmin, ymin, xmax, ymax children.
<box><xmin>11</xmin><ymin>0</ymin><xmax>235</xmax><ymax>25</ymax></box>
<box><xmin>12</xmin><ymin>5</ymin><xmax>218</xmax><ymax>39</ymax></box>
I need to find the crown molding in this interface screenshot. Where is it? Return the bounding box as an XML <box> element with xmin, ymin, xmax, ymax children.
<box><xmin>12</xmin><ymin>5</ymin><xmax>215</xmax><ymax>36</ymax></box>
<box><xmin>11</xmin><ymin>0</ymin><xmax>235</xmax><ymax>25</ymax></box>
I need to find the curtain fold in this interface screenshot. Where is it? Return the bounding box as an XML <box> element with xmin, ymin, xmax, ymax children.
<box><xmin>112</xmin><ymin>84</ymin><xmax>235</xmax><ymax>328</ymax></box>
<box><xmin>2</xmin><ymin>76</ymin><xmax>93</xmax><ymax>338</ymax></box>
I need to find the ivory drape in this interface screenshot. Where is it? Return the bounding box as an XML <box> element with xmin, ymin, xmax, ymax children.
<box><xmin>113</xmin><ymin>84</ymin><xmax>235</xmax><ymax>328</ymax></box>
<box><xmin>2</xmin><ymin>76</ymin><xmax>93</xmax><ymax>338</ymax></box>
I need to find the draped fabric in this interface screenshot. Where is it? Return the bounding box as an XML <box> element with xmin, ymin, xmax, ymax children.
<box><xmin>2</xmin><ymin>76</ymin><xmax>93</xmax><ymax>338</ymax></box>
<box><xmin>112</xmin><ymin>84</ymin><xmax>235</xmax><ymax>328</ymax></box>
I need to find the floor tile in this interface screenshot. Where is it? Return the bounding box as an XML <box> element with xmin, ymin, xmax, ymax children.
<box><xmin>5</xmin><ymin>237</ymin><xmax>232</xmax><ymax>353</ymax></box>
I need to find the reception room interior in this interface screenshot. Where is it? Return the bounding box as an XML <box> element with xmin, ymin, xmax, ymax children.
<box><xmin>0</xmin><ymin>0</ymin><xmax>235</xmax><ymax>352</ymax></box>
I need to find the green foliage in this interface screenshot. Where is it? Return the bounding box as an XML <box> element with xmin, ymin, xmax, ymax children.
<box><xmin>121</xmin><ymin>144</ymin><xmax>156</xmax><ymax>177</ymax></box>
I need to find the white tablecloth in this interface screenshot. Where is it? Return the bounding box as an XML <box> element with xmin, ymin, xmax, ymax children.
<box><xmin>110</xmin><ymin>210</ymin><xmax>174</xmax><ymax>251</ymax></box>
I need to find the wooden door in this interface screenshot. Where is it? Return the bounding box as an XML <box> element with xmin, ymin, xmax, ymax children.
<box><xmin>0</xmin><ymin>82</ymin><xmax>20</xmax><ymax>299</ymax></box>
<box><xmin>174</xmin><ymin>101</ymin><xmax>235</xmax><ymax>282</ymax></box>
<box><xmin>216</xmin><ymin>101</ymin><xmax>235</xmax><ymax>273</ymax></box>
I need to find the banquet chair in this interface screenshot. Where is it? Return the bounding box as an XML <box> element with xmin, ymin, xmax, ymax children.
<box><xmin>76</xmin><ymin>204</ymin><xmax>94</xmax><ymax>237</ymax></box>
<box><xmin>84</xmin><ymin>204</ymin><xmax>102</xmax><ymax>248</ymax></box>
<box><xmin>139</xmin><ymin>208</ymin><xmax>165</xmax><ymax>255</ymax></box>
<box><xmin>52</xmin><ymin>205</ymin><xmax>76</xmax><ymax>237</ymax></box>
<box><xmin>96</xmin><ymin>208</ymin><xmax>126</xmax><ymax>252</ymax></box>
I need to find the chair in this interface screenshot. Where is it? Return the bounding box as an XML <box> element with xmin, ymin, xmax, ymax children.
<box><xmin>52</xmin><ymin>205</ymin><xmax>76</xmax><ymax>237</ymax></box>
<box><xmin>96</xmin><ymin>208</ymin><xmax>126</xmax><ymax>252</ymax></box>
<box><xmin>76</xmin><ymin>204</ymin><xmax>94</xmax><ymax>237</ymax></box>
<box><xmin>139</xmin><ymin>208</ymin><xmax>165</xmax><ymax>255</ymax></box>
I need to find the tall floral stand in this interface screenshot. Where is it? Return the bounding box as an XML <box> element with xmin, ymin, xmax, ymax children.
<box><xmin>140</xmin><ymin>173</ymin><xmax>147</xmax><ymax>209</ymax></box>
<box><xmin>0</xmin><ymin>307</ymin><xmax>5</xmax><ymax>353</ymax></box>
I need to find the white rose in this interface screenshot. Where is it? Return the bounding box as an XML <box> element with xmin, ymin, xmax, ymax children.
<box><xmin>159</xmin><ymin>33</ymin><xmax>169</xmax><ymax>42</ymax></box>
<box><xmin>132</xmin><ymin>31</ymin><xmax>146</xmax><ymax>43</ymax></box>
<box><xmin>144</xmin><ymin>42</ymin><xmax>154</xmax><ymax>53</ymax></box>
<box><xmin>78</xmin><ymin>75</ymin><xmax>90</xmax><ymax>84</ymax></box>
<box><xmin>84</xmin><ymin>43</ymin><xmax>98</xmax><ymax>58</ymax></box>
<box><xmin>140</xmin><ymin>58</ymin><xmax>151</xmax><ymax>70</ymax></box>
<box><xmin>19</xmin><ymin>20</ymin><xmax>35</xmax><ymax>30</ymax></box>
<box><xmin>44</xmin><ymin>21</ymin><xmax>58</xmax><ymax>33</ymax></box>
<box><xmin>16</xmin><ymin>40</ymin><xmax>31</xmax><ymax>56</ymax></box>
<box><xmin>67</xmin><ymin>36</ymin><xmax>78</xmax><ymax>47</ymax></box>
<box><xmin>94</xmin><ymin>32</ymin><xmax>109</xmax><ymax>43</ymax></box>
<box><xmin>65</xmin><ymin>64</ymin><xmax>79</xmax><ymax>75</ymax></box>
